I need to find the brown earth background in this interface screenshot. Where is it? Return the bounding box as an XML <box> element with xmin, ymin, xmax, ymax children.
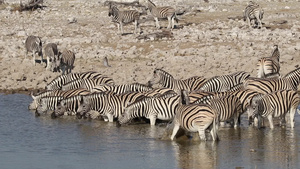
<box><xmin>0</xmin><ymin>0</ymin><xmax>300</xmax><ymax>94</ymax></box>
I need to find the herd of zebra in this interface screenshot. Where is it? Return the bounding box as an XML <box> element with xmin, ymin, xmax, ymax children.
<box><xmin>106</xmin><ymin>0</ymin><xmax>264</xmax><ymax>34</ymax></box>
<box><xmin>28</xmin><ymin>44</ymin><xmax>300</xmax><ymax>141</ymax></box>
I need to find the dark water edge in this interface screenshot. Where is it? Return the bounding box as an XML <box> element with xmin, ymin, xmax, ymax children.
<box><xmin>0</xmin><ymin>93</ymin><xmax>300</xmax><ymax>169</ymax></box>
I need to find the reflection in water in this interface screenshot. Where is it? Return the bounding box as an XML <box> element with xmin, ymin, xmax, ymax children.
<box><xmin>173</xmin><ymin>141</ymin><xmax>217</xmax><ymax>169</ymax></box>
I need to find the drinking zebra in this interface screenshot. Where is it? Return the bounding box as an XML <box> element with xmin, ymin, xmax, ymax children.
<box><xmin>171</xmin><ymin>103</ymin><xmax>218</xmax><ymax>141</ymax></box>
<box><xmin>56</xmin><ymin>49</ymin><xmax>76</xmax><ymax>75</ymax></box>
<box><xmin>46</xmin><ymin>71</ymin><xmax>109</xmax><ymax>90</ymax></box>
<box><xmin>243</xmin><ymin>1</ymin><xmax>264</xmax><ymax>28</ymax></box>
<box><xmin>44</xmin><ymin>43</ymin><xmax>59</xmax><ymax>72</ymax></box>
<box><xmin>118</xmin><ymin>93</ymin><xmax>180</xmax><ymax>125</ymax></box>
<box><xmin>52</xmin><ymin>95</ymin><xmax>83</xmax><ymax>118</ymax></box>
<box><xmin>247</xmin><ymin>90</ymin><xmax>300</xmax><ymax>129</ymax></box>
<box><xmin>92</xmin><ymin>83</ymin><xmax>153</xmax><ymax>94</ymax></box>
<box><xmin>257</xmin><ymin>45</ymin><xmax>280</xmax><ymax>78</ymax></box>
<box><xmin>25</xmin><ymin>35</ymin><xmax>43</xmax><ymax>66</ymax></box>
<box><xmin>199</xmin><ymin>71</ymin><xmax>250</xmax><ymax>93</ymax></box>
<box><xmin>147</xmin><ymin>68</ymin><xmax>206</xmax><ymax>94</ymax></box>
<box><xmin>35</xmin><ymin>96</ymin><xmax>64</xmax><ymax>116</ymax></box>
<box><xmin>244</xmin><ymin>67</ymin><xmax>300</xmax><ymax>94</ymax></box>
<box><xmin>146</xmin><ymin>0</ymin><xmax>177</xmax><ymax>29</ymax></box>
<box><xmin>108</xmin><ymin>2</ymin><xmax>141</xmax><ymax>35</ymax></box>
<box><xmin>28</xmin><ymin>90</ymin><xmax>64</xmax><ymax>110</ymax></box>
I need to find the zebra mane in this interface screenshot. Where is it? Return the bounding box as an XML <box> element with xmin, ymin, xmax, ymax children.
<box><xmin>147</xmin><ymin>0</ymin><xmax>156</xmax><ymax>7</ymax></box>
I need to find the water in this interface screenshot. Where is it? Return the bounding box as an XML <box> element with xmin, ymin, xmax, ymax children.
<box><xmin>0</xmin><ymin>94</ymin><xmax>300</xmax><ymax>169</ymax></box>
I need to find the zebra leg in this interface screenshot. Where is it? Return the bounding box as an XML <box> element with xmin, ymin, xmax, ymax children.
<box><xmin>107</xmin><ymin>113</ymin><xmax>114</xmax><ymax>122</ymax></box>
<box><xmin>267</xmin><ymin>115</ymin><xmax>274</xmax><ymax>129</ymax></box>
<box><xmin>167</xmin><ymin>17</ymin><xmax>171</xmax><ymax>29</ymax></box>
<box><xmin>33</xmin><ymin>52</ymin><xmax>36</xmax><ymax>65</ymax></box>
<box><xmin>171</xmin><ymin>17</ymin><xmax>175</xmax><ymax>29</ymax></box>
<box><xmin>154</xmin><ymin>17</ymin><xmax>160</xmax><ymax>29</ymax></box>
<box><xmin>120</xmin><ymin>22</ymin><xmax>124</xmax><ymax>35</ymax></box>
<box><xmin>149</xmin><ymin>115</ymin><xmax>157</xmax><ymax>125</ymax></box>
<box><xmin>246</xmin><ymin>17</ymin><xmax>252</xmax><ymax>28</ymax></box>
<box><xmin>46</xmin><ymin>56</ymin><xmax>50</xmax><ymax>70</ymax></box>
<box><xmin>170</xmin><ymin>123</ymin><xmax>180</xmax><ymax>140</ymax></box>
<box><xmin>290</xmin><ymin>108</ymin><xmax>296</xmax><ymax>128</ymax></box>
<box><xmin>198</xmin><ymin>129</ymin><xmax>206</xmax><ymax>141</ymax></box>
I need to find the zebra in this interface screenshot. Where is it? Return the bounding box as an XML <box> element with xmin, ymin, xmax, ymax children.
<box><xmin>243</xmin><ymin>1</ymin><xmax>264</xmax><ymax>28</ymax></box>
<box><xmin>147</xmin><ymin>68</ymin><xmax>206</xmax><ymax>94</ymax></box>
<box><xmin>44</xmin><ymin>43</ymin><xmax>59</xmax><ymax>72</ymax></box>
<box><xmin>56</xmin><ymin>49</ymin><xmax>75</xmax><ymax>75</ymax></box>
<box><xmin>35</xmin><ymin>96</ymin><xmax>64</xmax><ymax>116</ymax></box>
<box><xmin>76</xmin><ymin>92</ymin><xmax>123</xmax><ymax>121</ymax></box>
<box><xmin>108</xmin><ymin>2</ymin><xmax>141</xmax><ymax>35</ymax></box>
<box><xmin>193</xmin><ymin>93</ymin><xmax>243</xmax><ymax>128</ymax></box>
<box><xmin>92</xmin><ymin>83</ymin><xmax>153</xmax><ymax>94</ymax></box>
<box><xmin>244</xmin><ymin>67</ymin><xmax>300</xmax><ymax>94</ymax></box>
<box><xmin>60</xmin><ymin>88</ymin><xmax>91</xmax><ymax>98</ymax></box>
<box><xmin>142</xmin><ymin>87</ymin><xmax>177</xmax><ymax>97</ymax></box>
<box><xmin>52</xmin><ymin>95</ymin><xmax>83</xmax><ymax>118</ymax></box>
<box><xmin>118</xmin><ymin>94</ymin><xmax>180</xmax><ymax>125</ymax></box>
<box><xmin>199</xmin><ymin>71</ymin><xmax>250</xmax><ymax>93</ymax></box>
<box><xmin>247</xmin><ymin>90</ymin><xmax>300</xmax><ymax>129</ymax></box>
<box><xmin>61</xmin><ymin>77</ymin><xmax>114</xmax><ymax>91</ymax></box>
<box><xmin>171</xmin><ymin>103</ymin><xmax>218</xmax><ymax>141</ymax></box>
<box><xmin>146</xmin><ymin>0</ymin><xmax>177</xmax><ymax>29</ymax></box>
<box><xmin>257</xmin><ymin>45</ymin><xmax>280</xmax><ymax>78</ymax></box>
<box><xmin>46</xmin><ymin>71</ymin><xmax>109</xmax><ymax>90</ymax></box>
<box><xmin>25</xmin><ymin>35</ymin><xmax>43</xmax><ymax>66</ymax></box>
<box><xmin>28</xmin><ymin>90</ymin><xmax>64</xmax><ymax>110</ymax></box>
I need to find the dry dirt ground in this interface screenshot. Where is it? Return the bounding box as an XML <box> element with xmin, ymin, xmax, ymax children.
<box><xmin>0</xmin><ymin>0</ymin><xmax>299</xmax><ymax>94</ymax></box>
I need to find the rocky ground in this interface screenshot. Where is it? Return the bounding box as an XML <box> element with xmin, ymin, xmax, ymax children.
<box><xmin>0</xmin><ymin>0</ymin><xmax>300</xmax><ymax>94</ymax></box>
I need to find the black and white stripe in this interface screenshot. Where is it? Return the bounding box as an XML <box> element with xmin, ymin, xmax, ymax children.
<box><xmin>245</xmin><ymin>67</ymin><xmax>300</xmax><ymax>94</ymax></box>
<box><xmin>247</xmin><ymin>90</ymin><xmax>300</xmax><ymax>129</ymax></box>
<box><xmin>52</xmin><ymin>95</ymin><xmax>83</xmax><ymax>118</ymax></box>
<box><xmin>199</xmin><ymin>71</ymin><xmax>250</xmax><ymax>93</ymax></box>
<box><xmin>243</xmin><ymin>1</ymin><xmax>264</xmax><ymax>28</ymax></box>
<box><xmin>36</xmin><ymin>96</ymin><xmax>64</xmax><ymax>116</ymax></box>
<box><xmin>28</xmin><ymin>90</ymin><xmax>64</xmax><ymax>110</ymax></box>
<box><xmin>25</xmin><ymin>35</ymin><xmax>43</xmax><ymax>66</ymax></box>
<box><xmin>171</xmin><ymin>103</ymin><xmax>218</xmax><ymax>141</ymax></box>
<box><xmin>92</xmin><ymin>83</ymin><xmax>153</xmax><ymax>94</ymax></box>
<box><xmin>44</xmin><ymin>43</ymin><xmax>59</xmax><ymax>72</ymax></box>
<box><xmin>46</xmin><ymin>71</ymin><xmax>109</xmax><ymax>90</ymax></box>
<box><xmin>56</xmin><ymin>49</ymin><xmax>76</xmax><ymax>75</ymax></box>
<box><xmin>147</xmin><ymin>69</ymin><xmax>206</xmax><ymax>94</ymax></box>
<box><xmin>61</xmin><ymin>77</ymin><xmax>114</xmax><ymax>91</ymax></box>
<box><xmin>147</xmin><ymin>0</ymin><xmax>176</xmax><ymax>29</ymax></box>
<box><xmin>108</xmin><ymin>3</ymin><xmax>140</xmax><ymax>34</ymax></box>
<box><xmin>118</xmin><ymin>94</ymin><xmax>180</xmax><ymax>125</ymax></box>
<box><xmin>257</xmin><ymin>45</ymin><xmax>280</xmax><ymax>78</ymax></box>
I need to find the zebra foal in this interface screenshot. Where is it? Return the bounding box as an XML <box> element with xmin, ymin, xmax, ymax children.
<box><xmin>243</xmin><ymin>1</ymin><xmax>264</xmax><ymax>29</ymax></box>
<box><xmin>247</xmin><ymin>90</ymin><xmax>300</xmax><ymax>129</ymax></box>
<box><xmin>146</xmin><ymin>0</ymin><xmax>176</xmax><ymax>29</ymax></box>
<box><xmin>108</xmin><ymin>3</ymin><xmax>141</xmax><ymax>35</ymax></box>
<box><xmin>25</xmin><ymin>35</ymin><xmax>43</xmax><ymax>66</ymax></box>
<box><xmin>257</xmin><ymin>45</ymin><xmax>280</xmax><ymax>78</ymax></box>
<box><xmin>56</xmin><ymin>49</ymin><xmax>76</xmax><ymax>75</ymax></box>
<box><xmin>44</xmin><ymin>43</ymin><xmax>59</xmax><ymax>72</ymax></box>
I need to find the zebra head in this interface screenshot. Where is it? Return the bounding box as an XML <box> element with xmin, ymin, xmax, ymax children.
<box><xmin>52</xmin><ymin>100</ymin><xmax>67</xmax><ymax>119</ymax></box>
<box><xmin>36</xmin><ymin>98</ymin><xmax>49</xmax><ymax>115</ymax></box>
<box><xmin>247</xmin><ymin>94</ymin><xmax>263</xmax><ymax>125</ymax></box>
<box><xmin>76</xmin><ymin>97</ymin><xmax>91</xmax><ymax>119</ymax></box>
<box><xmin>118</xmin><ymin>107</ymin><xmax>131</xmax><ymax>125</ymax></box>
<box><xmin>108</xmin><ymin>3</ymin><xmax>117</xmax><ymax>17</ymax></box>
<box><xmin>147</xmin><ymin>69</ymin><xmax>167</xmax><ymax>87</ymax></box>
<box><xmin>28</xmin><ymin>94</ymin><xmax>39</xmax><ymax>110</ymax></box>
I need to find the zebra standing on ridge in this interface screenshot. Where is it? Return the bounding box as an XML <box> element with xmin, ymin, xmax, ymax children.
<box><xmin>108</xmin><ymin>2</ymin><xmax>141</xmax><ymax>35</ymax></box>
<box><xmin>118</xmin><ymin>94</ymin><xmax>180</xmax><ymax>125</ymax></box>
<box><xmin>247</xmin><ymin>90</ymin><xmax>300</xmax><ymax>129</ymax></box>
<box><xmin>146</xmin><ymin>0</ymin><xmax>177</xmax><ymax>29</ymax></box>
<box><xmin>92</xmin><ymin>83</ymin><xmax>153</xmax><ymax>94</ymax></box>
<box><xmin>257</xmin><ymin>45</ymin><xmax>280</xmax><ymax>78</ymax></box>
<box><xmin>243</xmin><ymin>1</ymin><xmax>264</xmax><ymax>28</ymax></box>
<box><xmin>199</xmin><ymin>71</ymin><xmax>250</xmax><ymax>93</ymax></box>
<box><xmin>171</xmin><ymin>103</ymin><xmax>218</xmax><ymax>141</ymax></box>
<box><xmin>25</xmin><ymin>35</ymin><xmax>43</xmax><ymax>66</ymax></box>
<box><xmin>244</xmin><ymin>67</ymin><xmax>300</xmax><ymax>94</ymax></box>
<box><xmin>44</xmin><ymin>43</ymin><xmax>59</xmax><ymax>71</ymax></box>
<box><xmin>147</xmin><ymin>68</ymin><xmax>206</xmax><ymax>94</ymax></box>
<box><xmin>56</xmin><ymin>49</ymin><xmax>75</xmax><ymax>75</ymax></box>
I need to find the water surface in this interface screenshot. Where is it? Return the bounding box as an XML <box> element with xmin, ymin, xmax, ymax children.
<box><xmin>0</xmin><ymin>94</ymin><xmax>299</xmax><ymax>169</ymax></box>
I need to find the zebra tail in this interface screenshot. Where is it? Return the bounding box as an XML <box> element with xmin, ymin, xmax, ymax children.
<box><xmin>212</xmin><ymin>115</ymin><xmax>219</xmax><ymax>141</ymax></box>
